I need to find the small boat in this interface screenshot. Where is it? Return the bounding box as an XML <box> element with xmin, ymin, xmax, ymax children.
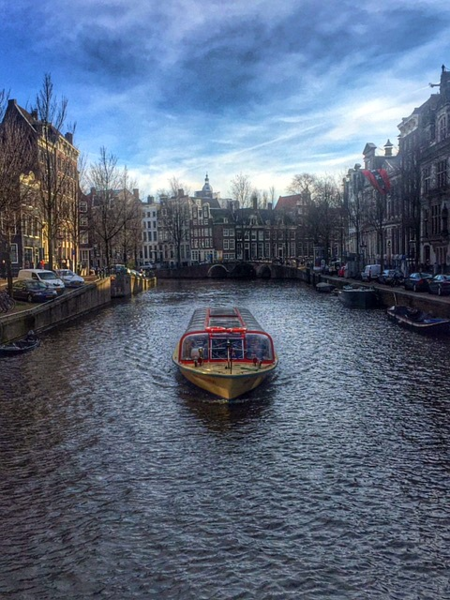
<box><xmin>316</xmin><ymin>282</ymin><xmax>336</xmax><ymax>293</ymax></box>
<box><xmin>173</xmin><ymin>307</ymin><xmax>278</xmax><ymax>400</ymax></box>
<box><xmin>338</xmin><ymin>285</ymin><xmax>379</xmax><ymax>309</ymax></box>
<box><xmin>0</xmin><ymin>331</ymin><xmax>40</xmax><ymax>356</ymax></box>
<box><xmin>387</xmin><ymin>305</ymin><xmax>450</xmax><ymax>335</ymax></box>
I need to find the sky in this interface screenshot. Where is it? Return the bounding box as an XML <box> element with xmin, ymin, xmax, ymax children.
<box><xmin>1</xmin><ymin>0</ymin><xmax>450</xmax><ymax>201</ymax></box>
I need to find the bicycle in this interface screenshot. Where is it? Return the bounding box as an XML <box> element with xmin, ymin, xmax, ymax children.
<box><xmin>0</xmin><ymin>290</ymin><xmax>16</xmax><ymax>313</ymax></box>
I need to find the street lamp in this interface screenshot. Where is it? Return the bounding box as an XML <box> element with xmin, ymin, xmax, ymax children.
<box><xmin>360</xmin><ymin>242</ymin><xmax>367</xmax><ymax>267</ymax></box>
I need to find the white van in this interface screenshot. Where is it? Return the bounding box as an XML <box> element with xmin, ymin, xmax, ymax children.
<box><xmin>361</xmin><ymin>264</ymin><xmax>381</xmax><ymax>281</ymax></box>
<box><xmin>18</xmin><ymin>269</ymin><xmax>65</xmax><ymax>294</ymax></box>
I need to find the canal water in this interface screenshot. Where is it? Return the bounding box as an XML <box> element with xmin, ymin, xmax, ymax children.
<box><xmin>1</xmin><ymin>280</ymin><xmax>449</xmax><ymax>599</ymax></box>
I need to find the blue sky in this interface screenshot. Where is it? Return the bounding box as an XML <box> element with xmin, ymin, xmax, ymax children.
<box><xmin>1</xmin><ymin>0</ymin><xmax>450</xmax><ymax>200</ymax></box>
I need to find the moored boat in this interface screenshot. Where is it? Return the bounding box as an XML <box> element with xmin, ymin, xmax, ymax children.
<box><xmin>387</xmin><ymin>305</ymin><xmax>450</xmax><ymax>335</ymax></box>
<box><xmin>173</xmin><ymin>307</ymin><xmax>278</xmax><ymax>400</ymax></box>
<box><xmin>316</xmin><ymin>282</ymin><xmax>336</xmax><ymax>293</ymax></box>
<box><xmin>0</xmin><ymin>331</ymin><xmax>40</xmax><ymax>356</ymax></box>
<box><xmin>338</xmin><ymin>285</ymin><xmax>379</xmax><ymax>309</ymax></box>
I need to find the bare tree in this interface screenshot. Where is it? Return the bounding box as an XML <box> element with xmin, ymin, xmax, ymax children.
<box><xmin>168</xmin><ymin>176</ymin><xmax>191</xmax><ymax>198</ymax></box>
<box><xmin>230</xmin><ymin>173</ymin><xmax>252</xmax><ymax>208</ymax></box>
<box><xmin>305</xmin><ymin>175</ymin><xmax>343</xmax><ymax>266</ymax></box>
<box><xmin>34</xmin><ymin>73</ymin><xmax>77</xmax><ymax>270</ymax></box>
<box><xmin>117</xmin><ymin>167</ymin><xmax>142</xmax><ymax>265</ymax></box>
<box><xmin>344</xmin><ymin>165</ymin><xmax>366</xmax><ymax>271</ymax></box>
<box><xmin>88</xmin><ymin>147</ymin><xmax>136</xmax><ymax>270</ymax></box>
<box><xmin>287</xmin><ymin>173</ymin><xmax>318</xmax><ymax>195</ymax></box>
<box><xmin>159</xmin><ymin>187</ymin><xmax>191</xmax><ymax>267</ymax></box>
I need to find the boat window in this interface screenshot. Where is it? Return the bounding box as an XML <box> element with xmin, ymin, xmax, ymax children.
<box><xmin>210</xmin><ymin>337</ymin><xmax>244</xmax><ymax>360</ymax></box>
<box><xmin>181</xmin><ymin>334</ymin><xmax>209</xmax><ymax>360</ymax></box>
<box><xmin>245</xmin><ymin>334</ymin><xmax>272</xmax><ymax>360</ymax></box>
<box><xmin>208</xmin><ymin>318</ymin><xmax>241</xmax><ymax>328</ymax></box>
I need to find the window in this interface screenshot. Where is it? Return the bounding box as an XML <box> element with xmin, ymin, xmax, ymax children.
<box><xmin>438</xmin><ymin>116</ymin><xmax>447</xmax><ymax>142</ymax></box>
<box><xmin>10</xmin><ymin>243</ymin><xmax>18</xmax><ymax>263</ymax></box>
<box><xmin>432</xmin><ymin>205</ymin><xmax>440</xmax><ymax>235</ymax></box>
<box><xmin>423</xmin><ymin>166</ymin><xmax>431</xmax><ymax>193</ymax></box>
<box><xmin>437</xmin><ymin>160</ymin><xmax>447</xmax><ymax>188</ymax></box>
<box><xmin>211</xmin><ymin>337</ymin><xmax>243</xmax><ymax>360</ymax></box>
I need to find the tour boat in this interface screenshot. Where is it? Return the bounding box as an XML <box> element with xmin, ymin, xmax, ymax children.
<box><xmin>173</xmin><ymin>306</ymin><xmax>278</xmax><ymax>400</ymax></box>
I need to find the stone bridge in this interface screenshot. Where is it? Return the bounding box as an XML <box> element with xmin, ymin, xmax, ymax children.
<box><xmin>157</xmin><ymin>262</ymin><xmax>304</xmax><ymax>280</ymax></box>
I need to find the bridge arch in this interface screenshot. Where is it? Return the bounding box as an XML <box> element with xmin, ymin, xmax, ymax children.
<box><xmin>256</xmin><ymin>264</ymin><xmax>272</xmax><ymax>279</ymax></box>
<box><xmin>207</xmin><ymin>264</ymin><xmax>229</xmax><ymax>278</ymax></box>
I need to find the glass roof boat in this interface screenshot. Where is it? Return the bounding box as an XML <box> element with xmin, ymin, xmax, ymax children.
<box><xmin>173</xmin><ymin>307</ymin><xmax>278</xmax><ymax>400</ymax></box>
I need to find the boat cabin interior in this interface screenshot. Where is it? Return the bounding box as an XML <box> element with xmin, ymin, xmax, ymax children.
<box><xmin>179</xmin><ymin>307</ymin><xmax>274</xmax><ymax>363</ymax></box>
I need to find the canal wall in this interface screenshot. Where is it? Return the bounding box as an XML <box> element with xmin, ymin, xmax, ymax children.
<box><xmin>0</xmin><ymin>278</ymin><xmax>112</xmax><ymax>344</ymax></box>
<box><xmin>319</xmin><ymin>275</ymin><xmax>450</xmax><ymax>320</ymax></box>
<box><xmin>0</xmin><ymin>275</ymin><xmax>157</xmax><ymax>344</ymax></box>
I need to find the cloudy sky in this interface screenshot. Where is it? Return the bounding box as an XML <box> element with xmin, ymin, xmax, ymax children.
<box><xmin>1</xmin><ymin>0</ymin><xmax>450</xmax><ymax>200</ymax></box>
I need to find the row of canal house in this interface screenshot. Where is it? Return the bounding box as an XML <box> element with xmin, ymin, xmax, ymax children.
<box><xmin>0</xmin><ymin>99</ymin><xmax>80</xmax><ymax>276</ymax></box>
<box><xmin>345</xmin><ymin>65</ymin><xmax>450</xmax><ymax>276</ymax></box>
<box><xmin>141</xmin><ymin>175</ymin><xmax>313</xmax><ymax>268</ymax></box>
<box><xmin>4</xmin><ymin>65</ymin><xmax>450</xmax><ymax>274</ymax></box>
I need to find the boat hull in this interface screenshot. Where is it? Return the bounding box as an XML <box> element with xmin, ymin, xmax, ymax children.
<box><xmin>387</xmin><ymin>306</ymin><xmax>450</xmax><ymax>335</ymax></box>
<box><xmin>0</xmin><ymin>336</ymin><xmax>40</xmax><ymax>356</ymax></box>
<box><xmin>338</xmin><ymin>287</ymin><xmax>378</xmax><ymax>308</ymax></box>
<box><xmin>174</xmin><ymin>355</ymin><xmax>277</xmax><ymax>400</ymax></box>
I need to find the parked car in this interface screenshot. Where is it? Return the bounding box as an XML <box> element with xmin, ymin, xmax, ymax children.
<box><xmin>17</xmin><ymin>269</ymin><xmax>65</xmax><ymax>294</ymax></box>
<box><xmin>428</xmin><ymin>274</ymin><xmax>450</xmax><ymax>296</ymax></box>
<box><xmin>361</xmin><ymin>264</ymin><xmax>381</xmax><ymax>281</ymax></box>
<box><xmin>12</xmin><ymin>280</ymin><xmax>58</xmax><ymax>303</ymax></box>
<box><xmin>404</xmin><ymin>272</ymin><xmax>433</xmax><ymax>292</ymax></box>
<box><xmin>378</xmin><ymin>269</ymin><xmax>404</xmax><ymax>286</ymax></box>
<box><xmin>54</xmin><ymin>269</ymin><xmax>85</xmax><ymax>288</ymax></box>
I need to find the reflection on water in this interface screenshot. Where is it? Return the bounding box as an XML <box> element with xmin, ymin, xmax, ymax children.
<box><xmin>1</xmin><ymin>279</ymin><xmax>450</xmax><ymax>599</ymax></box>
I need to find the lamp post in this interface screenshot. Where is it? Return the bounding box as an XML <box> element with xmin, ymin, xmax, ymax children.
<box><xmin>360</xmin><ymin>242</ymin><xmax>367</xmax><ymax>269</ymax></box>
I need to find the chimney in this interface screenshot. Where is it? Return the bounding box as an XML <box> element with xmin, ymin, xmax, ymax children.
<box><xmin>133</xmin><ymin>188</ymin><xmax>139</xmax><ymax>199</ymax></box>
<box><xmin>268</xmin><ymin>202</ymin><xmax>273</xmax><ymax>211</ymax></box>
<box><xmin>252</xmin><ymin>196</ymin><xmax>258</xmax><ymax>210</ymax></box>
<box><xmin>65</xmin><ymin>132</ymin><xmax>73</xmax><ymax>144</ymax></box>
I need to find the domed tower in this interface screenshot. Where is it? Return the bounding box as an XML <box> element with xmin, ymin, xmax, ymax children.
<box><xmin>201</xmin><ymin>173</ymin><xmax>213</xmax><ymax>199</ymax></box>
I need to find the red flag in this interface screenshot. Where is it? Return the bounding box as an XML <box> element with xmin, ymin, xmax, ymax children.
<box><xmin>361</xmin><ymin>169</ymin><xmax>391</xmax><ymax>194</ymax></box>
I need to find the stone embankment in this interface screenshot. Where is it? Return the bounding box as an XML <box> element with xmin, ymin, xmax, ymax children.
<box><xmin>317</xmin><ymin>273</ymin><xmax>450</xmax><ymax>320</ymax></box>
<box><xmin>0</xmin><ymin>274</ymin><xmax>156</xmax><ymax>344</ymax></box>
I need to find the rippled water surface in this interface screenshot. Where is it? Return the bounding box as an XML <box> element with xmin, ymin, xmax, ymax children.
<box><xmin>1</xmin><ymin>280</ymin><xmax>450</xmax><ymax>599</ymax></box>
